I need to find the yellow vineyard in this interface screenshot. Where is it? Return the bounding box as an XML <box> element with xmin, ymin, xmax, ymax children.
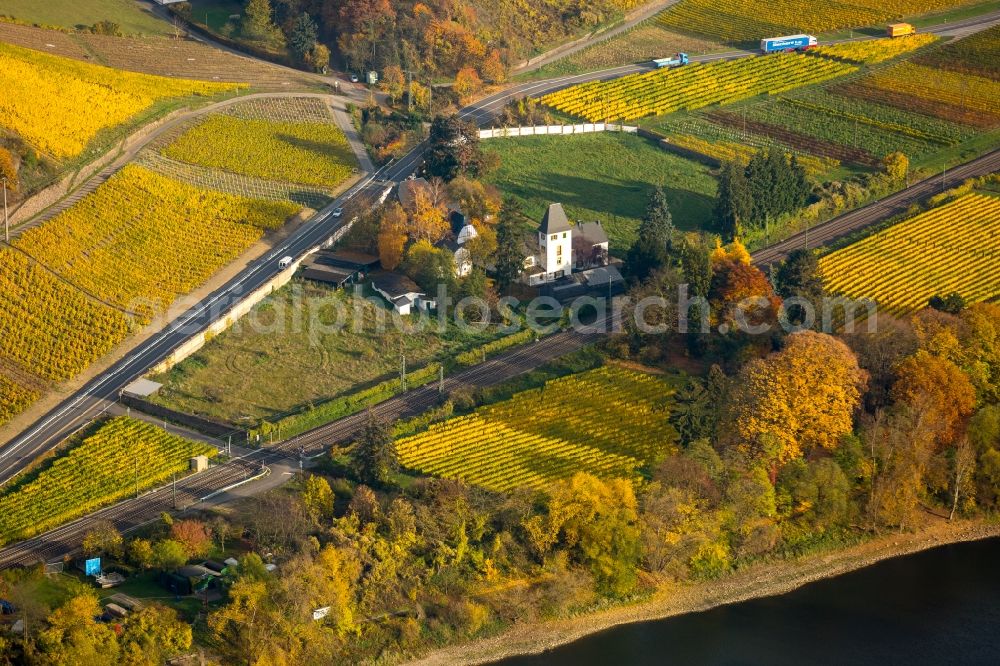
<box><xmin>15</xmin><ymin>165</ymin><xmax>299</xmax><ymax>318</ymax></box>
<box><xmin>0</xmin><ymin>248</ymin><xmax>132</xmax><ymax>383</ymax></box>
<box><xmin>666</xmin><ymin>133</ymin><xmax>838</xmax><ymax>175</ymax></box>
<box><xmin>813</xmin><ymin>34</ymin><xmax>938</xmax><ymax>64</ymax></box>
<box><xmin>0</xmin><ymin>417</ymin><xmax>217</xmax><ymax>545</ymax></box>
<box><xmin>163</xmin><ymin>108</ymin><xmax>358</xmax><ymax>188</ymax></box>
<box><xmin>0</xmin><ymin>41</ymin><xmax>241</xmax><ymax>159</ymax></box>
<box><xmin>0</xmin><ymin>377</ymin><xmax>38</xmax><ymax>428</ymax></box>
<box><xmin>820</xmin><ymin>194</ymin><xmax>1000</xmax><ymax>314</ymax></box>
<box><xmin>861</xmin><ymin>62</ymin><xmax>1000</xmax><ymax>118</ymax></box>
<box><xmin>657</xmin><ymin>0</ymin><xmax>973</xmax><ymax>42</ymax></box>
<box><xmin>541</xmin><ymin>54</ymin><xmax>855</xmax><ymax>122</ymax></box>
<box><xmin>395</xmin><ymin>366</ymin><xmax>679</xmax><ymax>492</ymax></box>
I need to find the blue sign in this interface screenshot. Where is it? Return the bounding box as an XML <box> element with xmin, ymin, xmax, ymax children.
<box><xmin>84</xmin><ymin>557</ymin><xmax>101</xmax><ymax>577</ymax></box>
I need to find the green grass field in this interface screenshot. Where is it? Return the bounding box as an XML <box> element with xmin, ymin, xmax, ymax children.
<box><xmin>149</xmin><ymin>281</ymin><xmax>506</xmax><ymax>425</ymax></box>
<box><xmin>481</xmin><ymin>132</ymin><xmax>717</xmax><ymax>251</ymax></box>
<box><xmin>0</xmin><ymin>0</ymin><xmax>172</xmax><ymax>35</ymax></box>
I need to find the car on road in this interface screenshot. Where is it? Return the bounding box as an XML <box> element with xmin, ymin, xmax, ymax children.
<box><xmin>349</xmin><ymin>73</ymin><xmax>359</xmax><ymax>83</ymax></box>
<box><xmin>332</xmin><ymin>207</ymin><xmax>344</xmax><ymax>218</ymax></box>
<box><xmin>278</xmin><ymin>256</ymin><xmax>293</xmax><ymax>269</ymax></box>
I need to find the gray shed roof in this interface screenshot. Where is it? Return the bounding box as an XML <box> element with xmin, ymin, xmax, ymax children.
<box><xmin>577</xmin><ymin>221</ymin><xmax>609</xmax><ymax>246</ymax></box>
<box><xmin>539</xmin><ymin>203</ymin><xmax>571</xmax><ymax>235</ymax></box>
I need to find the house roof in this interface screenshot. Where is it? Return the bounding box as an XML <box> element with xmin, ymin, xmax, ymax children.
<box><xmin>577</xmin><ymin>221</ymin><xmax>609</xmax><ymax>246</ymax></box>
<box><xmin>539</xmin><ymin>203</ymin><xmax>571</xmax><ymax>235</ymax></box>
<box><xmin>397</xmin><ymin>177</ymin><xmax>430</xmax><ymax>209</ymax></box>
<box><xmin>370</xmin><ymin>271</ymin><xmax>423</xmax><ymax>298</ymax></box>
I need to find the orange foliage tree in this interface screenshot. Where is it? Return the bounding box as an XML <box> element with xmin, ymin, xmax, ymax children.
<box><xmin>454</xmin><ymin>67</ymin><xmax>483</xmax><ymax>103</ymax></box>
<box><xmin>171</xmin><ymin>519</ymin><xmax>213</xmax><ymax>559</ymax></box>
<box><xmin>723</xmin><ymin>331</ymin><xmax>867</xmax><ymax>474</ymax></box>
<box><xmin>377</xmin><ymin>202</ymin><xmax>408</xmax><ymax>270</ymax></box>
<box><xmin>892</xmin><ymin>350</ymin><xmax>977</xmax><ymax>448</ymax></box>
<box><xmin>407</xmin><ymin>188</ymin><xmax>449</xmax><ymax>243</ymax></box>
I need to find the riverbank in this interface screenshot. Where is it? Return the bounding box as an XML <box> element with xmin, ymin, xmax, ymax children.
<box><xmin>407</xmin><ymin>517</ymin><xmax>1000</xmax><ymax>665</ymax></box>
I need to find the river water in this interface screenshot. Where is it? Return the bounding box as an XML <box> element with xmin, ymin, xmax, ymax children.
<box><xmin>498</xmin><ymin>537</ymin><xmax>1000</xmax><ymax>666</ymax></box>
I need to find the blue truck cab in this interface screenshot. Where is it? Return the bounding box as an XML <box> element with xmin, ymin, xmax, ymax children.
<box><xmin>652</xmin><ymin>53</ymin><xmax>689</xmax><ymax>68</ymax></box>
<box><xmin>760</xmin><ymin>34</ymin><xmax>818</xmax><ymax>54</ymax></box>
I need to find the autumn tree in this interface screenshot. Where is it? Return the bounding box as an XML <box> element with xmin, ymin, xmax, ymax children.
<box><xmin>891</xmin><ymin>350</ymin><xmax>976</xmax><ymax>448</ymax></box>
<box><xmin>481</xmin><ymin>49</ymin><xmax>506</xmax><ymax>84</ymax></box>
<box><xmin>352</xmin><ymin>412</ymin><xmax>398</xmax><ymax>487</ymax></box>
<box><xmin>402</xmin><ymin>239</ymin><xmax>456</xmax><ymax>294</ymax></box>
<box><xmin>708</xmin><ymin>251</ymin><xmax>780</xmax><ymax>331</ymax></box>
<box><xmin>380</xmin><ymin>64</ymin><xmax>406</xmax><ymax>103</ymax></box>
<box><xmin>240</xmin><ymin>0</ymin><xmax>283</xmax><ymax>45</ymax></box>
<box><xmin>119</xmin><ymin>605</ymin><xmax>193</xmax><ymax>665</ymax></box>
<box><xmin>522</xmin><ymin>473</ymin><xmax>641</xmax><ymax>597</ymax></box>
<box><xmin>127</xmin><ymin>538</ymin><xmax>154</xmax><ymax>570</ymax></box>
<box><xmin>408</xmin><ymin>188</ymin><xmax>449</xmax><ymax>243</ymax></box>
<box><xmin>883</xmin><ymin>151</ymin><xmax>909</xmax><ymax>181</ymax></box>
<box><xmin>454</xmin><ymin>67</ymin><xmax>483</xmax><ymax>103</ymax></box>
<box><xmin>171</xmin><ymin>519</ymin><xmax>213</xmax><ymax>558</ymax></box>
<box><xmin>151</xmin><ymin>539</ymin><xmax>188</xmax><ymax>571</ymax></box>
<box><xmin>0</xmin><ymin>148</ymin><xmax>17</xmax><ymax>193</ymax></box>
<box><xmin>302</xmin><ymin>474</ymin><xmax>335</xmax><ymax>521</ymax></box>
<box><xmin>82</xmin><ymin>520</ymin><xmax>123</xmax><ymax>558</ymax></box>
<box><xmin>722</xmin><ymin>331</ymin><xmax>867</xmax><ymax>477</ymax></box>
<box><xmin>377</xmin><ymin>202</ymin><xmax>408</xmax><ymax>270</ymax></box>
<box><xmin>447</xmin><ymin>176</ymin><xmax>501</xmax><ymax>222</ymax></box>
<box><xmin>336</xmin><ymin>0</ymin><xmax>395</xmax><ymax>72</ymax></box>
<box><xmin>36</xmin><ymin>592</ymin><xmax>120</xmax><ymax>664</ymax></box>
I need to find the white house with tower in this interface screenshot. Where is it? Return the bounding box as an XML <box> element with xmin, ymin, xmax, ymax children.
<box><xmin>523</xmin><ymin>203</ymin><xmax>610</xmax><ymax>286</ymax></box>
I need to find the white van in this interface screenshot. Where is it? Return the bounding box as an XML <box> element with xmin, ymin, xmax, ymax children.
<box><xmin>278</xmin><ymin>256</ymin><xmax>293</xmax><ymax>270</ymax></box>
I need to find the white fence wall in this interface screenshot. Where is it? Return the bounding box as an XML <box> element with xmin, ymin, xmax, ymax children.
<box><xmin>479</xmin><ymin>124</ymin><xmax>638</xmax><ymax>140</ymax></box>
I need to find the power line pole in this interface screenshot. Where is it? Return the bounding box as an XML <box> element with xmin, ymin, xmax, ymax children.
<box><xmin>2</xmin><ymin>176</ymin><xmax>8</xmax><ymax>243</ymax></box>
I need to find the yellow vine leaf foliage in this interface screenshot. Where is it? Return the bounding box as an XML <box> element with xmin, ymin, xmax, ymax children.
<box><xmin>0</xmin><ymin>41</ymin><xmax>243</xmax><ymax>159</ymax></box>
<box><xmin>15</xmin><ymin>165</ymin><xmax>299</xmax><ymax>319</ymax></box>
<box><xmin>0</xmin><ymin>247</ymin><xmax>132</xmax><ymax>382</ymax></box>
<box><xmin>813</xmin><ymin>34</ymin><xmax>938</xmax><ymax>64</ymax></box>
<box><xmin>724</xmin><ymin>331</ymin><xmax>867</xmax><ymax>466</ymax></box>
<box><xmin>0</xmin><ymin>417</ymin><xmax>216</xmax><ymax>546</ymax></box>
<box><xmin>163</xmin><ymin>112</ymin><xmax>358</xmax><ymax>187</ymax></box>
<box><xmin>819</xmin><ymin>194</ymin><xmax>1000</xmax><ymax>314</ymax></box>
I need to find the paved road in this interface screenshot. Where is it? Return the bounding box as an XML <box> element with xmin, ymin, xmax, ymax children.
<box><xmin>2</xmin><ymin>7</ymin><xmax>1000</xmax><ymax>564</ymax></box>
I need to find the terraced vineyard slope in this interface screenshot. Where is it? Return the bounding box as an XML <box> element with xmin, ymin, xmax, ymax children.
<box><xmin>14</xmin><ymin>165</ymin><xmax>299</xmax><ymax>318</ymax></box>
<box><xmin>819</xmin><ymin>194</ymin><xmax>1000</xmax><ymax>315</ymax></box>
<box><xmin>162</xmin><ymin>97</ymin><xmax>358</xmax><ymax>189</ymax></box>
<box><xmin>0</xmin><ymin>41</ymin><xmax>241</xmax><ymax>159</ymax></box>
<box><xmin>395</xmin><ymin>365</ymin><xmax>679</xmax><ymax>492</ymax></box>
<box><xmin>0</xmin><ymin>416</ymin><xmax>217</xmax><ymax>546</ymax></box>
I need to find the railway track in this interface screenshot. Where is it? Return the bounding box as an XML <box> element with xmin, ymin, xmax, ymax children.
<box><xmin>0</xmin><ymin>322</ymin><xmax>604</xmax><ymax>568</ymax></box>
<box><xmin>753</xmin><ymin>148</ymin><xmax>1000</xmax><ymax>266</ymax></box>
